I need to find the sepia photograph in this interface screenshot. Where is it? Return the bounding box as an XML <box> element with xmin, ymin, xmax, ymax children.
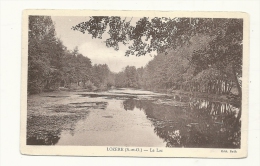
<box><xmin>20</xmin><ymin>10</ymin><xmax>249</xmax><ymax>158</ymax></box>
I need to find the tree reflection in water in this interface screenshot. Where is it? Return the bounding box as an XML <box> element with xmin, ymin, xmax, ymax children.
<box><xmin>122</xmin><ymin>96</ymin><xmax>241</xmax><ymax>148</ymax></box>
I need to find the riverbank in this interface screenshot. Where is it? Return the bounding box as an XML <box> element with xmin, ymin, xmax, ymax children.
<box><xmin>44</xmin><ymin>86</ymin><xmax>241</xmax><ymax>106</ymax></box>
<box><xmin>152</xmin><ymin>88</ymin><xmax>240</xmax><ymax>106</ymax></box>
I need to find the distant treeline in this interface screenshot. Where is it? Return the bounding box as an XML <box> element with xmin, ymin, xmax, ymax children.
<box><xmin>28</xmin><ymin>16</ymin><xmax>114</xmax><ymax>94</ymax></box>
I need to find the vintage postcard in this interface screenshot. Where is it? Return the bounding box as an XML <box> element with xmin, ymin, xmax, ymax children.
<box><xmin>20</xmin><ymin>10</ymin><xmax>249</xmax><ymax>158</ymax></box>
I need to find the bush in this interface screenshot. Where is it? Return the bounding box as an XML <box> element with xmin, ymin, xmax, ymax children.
<box><xmin>98</xmin><ymin>84</ymin><xmax>108</xmax><ymax>91</ymax></box>
<box><xmin>84</xmin><ymin>81</ymin><xmax>95</xmax><ymax>91</ymax></box>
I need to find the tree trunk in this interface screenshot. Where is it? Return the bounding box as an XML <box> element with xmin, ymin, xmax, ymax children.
<box><xmin>232</xmin><ymin>65</ymin><xmax>242</xmax><ymax>97</ymax></box>
<box><xmin>227</xmin><ymin>81</ymin><xmax>233</xmax><ymax>93</ymax></box>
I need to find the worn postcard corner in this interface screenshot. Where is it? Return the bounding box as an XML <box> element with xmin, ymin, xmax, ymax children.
<box><xmin>20</xmin><ymin>10</ymin><xmax>249</xmax><ymax>158</ymax></box>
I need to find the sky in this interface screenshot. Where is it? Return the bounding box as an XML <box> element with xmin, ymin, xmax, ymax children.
<box><xmin>51</xmin><ymin>16</ymin><xmax>155</xmax><ymax>73</ymax></box>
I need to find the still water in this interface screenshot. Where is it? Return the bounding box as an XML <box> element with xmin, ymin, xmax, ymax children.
<box><xmin>27</xmin><ymin>88</ymin><xmax>241</xmax><ymax>148</ymax></box>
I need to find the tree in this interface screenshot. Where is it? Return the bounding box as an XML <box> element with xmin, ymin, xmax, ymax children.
<box><xmin>115</xmin><ymin>71</ymin><xmax>127</xmax><ymax>88</ymax></box>
<box><xmin>28</xmin><ymin>16</ymin><xmax>60</xmax><ymax>93</ymax></box>
<box><xmin>124</xmin><ymin>66</ymin><xmax>138</xmax><ymax>88</ymax></box>
<box><xmin>60</xmin><ymin>47</ymin><xmax>92</xmax><ymax>89</ymax></box>
<box><xmin>91</xmin><ymin>64</ymin><xmax>111</xmax><ymax>89</ymax></box>
<box><xmin>191</xmin><ymin>19</ymin><xmax>243</xmax><ymax>96</ymax></box>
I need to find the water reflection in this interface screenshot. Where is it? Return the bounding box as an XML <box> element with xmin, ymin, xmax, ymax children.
<box><xmin>122</xmin><ymin>96</ymin><xmax>241</xmax><ymax>148</ymax></box>
<box><xmin>27</xmin><ymin>90</ymin><xmax>241</xmax><ymax>148</ymax></box>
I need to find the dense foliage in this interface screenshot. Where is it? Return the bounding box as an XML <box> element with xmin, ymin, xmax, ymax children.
<box><xmin>73</xmin><ymin>17</ymin><xmax>243</xmax><ymax>96</ymax></box>
<box><xmin>28</xmin><ymin>16</ymin><xmax>243</xmax><ymax>97</ymax></box>
<box><xmin>112</xmin><ymin>35</ymin><xmax>238</xmax><ymax>96</ymax></box>
<box><xmin>28</xmin><ymin>16</ymin><xmax>114</xmax><ymax>94</ymax></box>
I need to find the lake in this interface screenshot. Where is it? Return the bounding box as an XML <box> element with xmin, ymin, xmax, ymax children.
<box><xmin>27</xmin><ymin>88</ymin><xmax>241</xmax><ymax>148</ymax></box>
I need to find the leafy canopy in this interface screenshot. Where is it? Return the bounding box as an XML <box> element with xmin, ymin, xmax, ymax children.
<box><xmin>72</xmin><ymin>17</ymin><xmax>242</xmax><ymax>57</ymax></box>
